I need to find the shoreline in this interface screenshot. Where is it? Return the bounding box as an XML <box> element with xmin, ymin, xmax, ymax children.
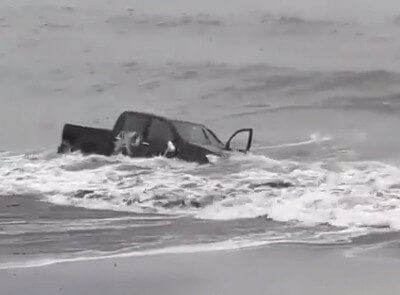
<box><xmin>1</xmin><ymin>244</ymin><xmax>400</xmax><ymax>295</ymax></box>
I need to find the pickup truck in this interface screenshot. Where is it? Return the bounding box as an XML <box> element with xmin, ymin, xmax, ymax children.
<box><xmin>57</xmin><ymin>111</ymin><xmax>253</xmax><ymax>164</ymax></box>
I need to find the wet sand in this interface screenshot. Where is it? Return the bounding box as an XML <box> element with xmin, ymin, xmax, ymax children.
<box><xmin>1</xmin><ymin>245</ymin><xmax>399</xmax><ymax>295</ymax></box>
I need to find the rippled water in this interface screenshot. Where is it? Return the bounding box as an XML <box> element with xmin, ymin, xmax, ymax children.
<box><xmin>1</xmin><ymin>148</ymin><xmax>400</xmax><ymax>267</ymax></box>
<box><xmin>2</xmin><ymin>0</ymin><xmax>400</xmax><ymax>268</ymax></box>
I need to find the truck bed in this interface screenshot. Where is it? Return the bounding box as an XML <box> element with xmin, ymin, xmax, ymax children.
<box><xmin>59</xmin><ymin>124</ymin><xmax>115</xmax><ymax>155</ymax></box>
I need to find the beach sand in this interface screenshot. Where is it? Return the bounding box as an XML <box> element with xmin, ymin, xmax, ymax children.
<box><xmin>1</xmin><ymin>245</ymin><xmax>399</xmax><ymax>295</ymax></box>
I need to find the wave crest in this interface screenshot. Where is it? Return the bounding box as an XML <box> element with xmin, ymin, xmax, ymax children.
<box><xmin>2</xmin><ymin>151</ymin><xmax>400</xmax><ymax>231</ymax></box>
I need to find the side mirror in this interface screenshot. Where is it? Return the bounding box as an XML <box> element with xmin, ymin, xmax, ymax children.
<box><xmin>164</xmin><ymin>141</ymin><xmax>177</xmax><ymax>157</ymax></box>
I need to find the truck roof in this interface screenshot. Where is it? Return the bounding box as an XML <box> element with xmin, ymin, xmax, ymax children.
<box><xmin>120</xmin><ymin>111</ymin><xmax>207</xmax><ymax>128</ymax></box>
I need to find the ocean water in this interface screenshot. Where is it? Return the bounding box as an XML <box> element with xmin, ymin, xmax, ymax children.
<box><xmin>2</xmin><ymin>0</ymin><xmax>400</xmax><ymax>268</ymax></box>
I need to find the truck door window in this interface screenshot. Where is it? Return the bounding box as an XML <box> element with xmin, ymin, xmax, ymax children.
<box><xmin>147</xmin><ymin>119</ymin><xmax>173</xmax><ymax>142</ymax></box>
<box><xmin>123</xmin><ymin>115</ymin><xmax>149</xmax><ymax>135</ymax></box>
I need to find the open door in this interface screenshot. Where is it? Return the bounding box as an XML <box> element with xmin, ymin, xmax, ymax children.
<box><xmin>225</xmin><ymin>128</ymin><xmax>253</xmax><ymax>153</ymax></box>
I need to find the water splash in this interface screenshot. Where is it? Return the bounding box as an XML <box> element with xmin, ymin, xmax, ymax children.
<box><xmin>2</xmin><ymin>150</ymin><xmax>400</xmax><ymax>230</ymax></box>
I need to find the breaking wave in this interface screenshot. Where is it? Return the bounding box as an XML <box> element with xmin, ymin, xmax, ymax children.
<box><xmin>2</xmin><ymin>149</ymin><xmax>400</xmax><ymax>230</ymax></box>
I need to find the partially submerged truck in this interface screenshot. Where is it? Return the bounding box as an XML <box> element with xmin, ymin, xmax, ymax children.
<box><xmin>58</xmin><ymin>111</ymin><xmax>253</xmax><ymax>164</ymax></box>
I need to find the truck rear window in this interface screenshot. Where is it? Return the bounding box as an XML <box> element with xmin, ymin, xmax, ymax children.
<box><xmin>113</xmin><ymin>113</ymin><xmax>150</xmax><ymax>136</ymax></box>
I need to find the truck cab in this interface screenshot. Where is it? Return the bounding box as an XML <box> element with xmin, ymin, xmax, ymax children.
<box><xmin>58</xmin><ymin>111</ymin><xmax>253</xmax><ymax>164</ymax></box>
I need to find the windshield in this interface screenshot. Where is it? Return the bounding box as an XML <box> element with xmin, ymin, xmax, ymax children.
<box><xmin>172</xmin><ymin>121</ymin><xmax>223</xmax><ymax>146</ymax></box>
